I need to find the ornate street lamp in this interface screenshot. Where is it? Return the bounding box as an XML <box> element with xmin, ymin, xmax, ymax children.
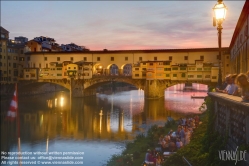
<box><xmin>213</xmin><ymin>0</ymin><xmax>227</xmax><ymax>88</ymax></box>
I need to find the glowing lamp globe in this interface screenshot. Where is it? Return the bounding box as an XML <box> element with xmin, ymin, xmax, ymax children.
<box><xmin>213</xmin><ymin>1</ymin><xmax>227</xmax><ymax>23</ymax></box>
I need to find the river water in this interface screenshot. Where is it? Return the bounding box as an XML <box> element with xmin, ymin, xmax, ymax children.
<box><xmin>1</xmin><ymin>84</ymin><xmax>207</xmax><ymax>166</ymax></box>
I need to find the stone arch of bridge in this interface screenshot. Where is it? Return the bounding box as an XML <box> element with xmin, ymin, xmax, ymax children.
<box><xmin>120</xmin><ymin>63</ymin><xmax>132</xmax><ymax>76</ymax></box>
<box><xmin>93</xmin><ymin>63</ymin><xmax>104</xmax><ymax>75</ymax></box>
<box><xmin>106</xmin><ymin>63</ymin><xmax>119</xmax><ymax>76</ymax></box>
<box><xmin>18</xmin><ymin>80</ymin><xmax>70</xmax><ymax>93</ymax></box>
<box><xmin>84</xmin><ymin>77</ymin><xmax>145</xmax><ymax>91</ymax></box>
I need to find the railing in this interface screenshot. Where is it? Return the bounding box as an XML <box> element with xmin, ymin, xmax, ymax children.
<box><xmin>208</xmin><ymin>92</ymin><xmax>249</xmax><ymax>150</ymax></box>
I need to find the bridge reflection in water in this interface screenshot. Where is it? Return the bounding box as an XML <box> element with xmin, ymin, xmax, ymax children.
<box><xmin>0</xmin><ymin>84</ymin><xmax>207</xmax><ymax>165</ymax></box>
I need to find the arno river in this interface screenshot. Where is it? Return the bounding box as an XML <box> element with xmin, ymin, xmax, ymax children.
<box><xmin>1</xmin><ymin>84</ymin><xmax>207</xmax><ymax>166</ymax></box>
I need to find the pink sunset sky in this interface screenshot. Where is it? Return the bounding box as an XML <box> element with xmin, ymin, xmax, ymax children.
<box><xmin>1</xmin><ymin>1</ymin><xmax>245</xmax><ymax>50</ymax></box>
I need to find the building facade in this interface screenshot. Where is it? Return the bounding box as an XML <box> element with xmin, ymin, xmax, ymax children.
<box><xmin>24</xmin><ymin>48</ymin><xmax>229</xmax><ymax>83</ymax></box>
<box><xmin>0</xmin><ymin>26</ymin><xmax>26</xmax><ymax>84</ymax></box>
<box><xmin>230</xmin><ymin>1</ymin><xmax>249</xmax><ymax>74</ymax></box>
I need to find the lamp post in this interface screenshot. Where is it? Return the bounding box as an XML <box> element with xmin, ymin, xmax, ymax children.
<box><xmin>213</xmin><ymin>0</ymin><xmax>227</xmax><ymax>88</ymax></box>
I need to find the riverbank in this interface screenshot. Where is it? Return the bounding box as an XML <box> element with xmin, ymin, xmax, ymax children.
<box><xmin>106</xmin><ymin>119</ymin><xmax>178</xmax><ymax>166</ymax></box>
<box><xmin>105</xmin><ymin>97</ymin><xmax>220</xmax><ymax>166</ymax></box>
<box><xmin>163</xmin><ymin>97</ymin><xmax>249</xmax><ymax>166</ymax></box>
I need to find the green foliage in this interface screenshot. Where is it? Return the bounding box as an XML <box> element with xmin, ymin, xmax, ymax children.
<box><xmin>106</xmin><ymin>120</ymin><xmax>177</xmax><ymax>166</ymax></box>
<box><xmin>163</xmin><ymin>97</ymin><xmax>235</xmax><ymax>166</ymax></box>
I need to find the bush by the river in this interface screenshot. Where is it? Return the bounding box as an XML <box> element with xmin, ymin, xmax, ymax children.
<box><xmin>106</xmin><ymin>120</ymin><xmax>177</xmax><ymax>166</ymax></box>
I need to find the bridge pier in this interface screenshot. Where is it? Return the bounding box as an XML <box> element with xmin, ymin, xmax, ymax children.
<box><xmin>144</xmin><ymin>80</ymin><xmax>166</xmax><ymax>99</ymax></box>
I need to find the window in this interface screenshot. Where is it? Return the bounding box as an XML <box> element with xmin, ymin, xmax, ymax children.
<box><xmin>163</xmin><ymin>61</ymin><xmax>170</xmax><ymax>65</ymax></box>
<box><xmin>205</xmin><ymin>75</ymin><xmax>210</xmax><ymax>78</ymax></box>
<box><xmin>173</xmin><ymin>74</ymin><xmax>177</xmax><ymax>77</ymax></box>
<box><xmin>8</xmin><ymin>56</ymin><xmax>10</xmax><ymax>60</ymax></box>
<box><xmin>184</xmin><ymin>56</ymin><xmax>188</xmax><ymax>60</ymax></box>
<box><xmin>188</xmin><ymin>75</ymin><xmax>194</xmax><ymax>78</ymax></box>
<box><xmin>142</xmin><ymin>73</ymin><xmax>146</xmax><ymax>77</ymax></box>
<box><xmin>156</xmin><ymin>73</ymin><xmax>162</xmax><ymax>76</ymax></box>
<box><xmin>166</xmin><ymin>74</ymin><xmax>170</xmax><ymax>77</ymax></box>
<box><xmin>31</xmin><ymin>74</ymin><xmax>35</xmax><ymax>78</ymax></box>
<box><xmin>142</xmin><ymin>62</ymin><xmax>146</xmax><ymax>65</ymax></box>
<box><xmin>182</xmin><ymin>73</ymin><xmax>186</xmax><ymax>77</ymax></box>
<box><xmin>9</xmin><ymin>70</ymin><xmax>11</xmax><ymax>74</ymax></box>
<box><xmin>26</xmin><ymin>75</ymin><xmax>29</xmax><ymax>78</ymax></box>
<box><xmin>0</xmin><ymin>62</ymin><xmax>1</xmax><ymax>66</ymax></box>
<box><xmin>9</xmin><ymin>63</ymin><xmax>11</xmax><ymax>67</ymax></box>
<box><xmin>21</xmin><ymin>50</ymin><xmax>23</xmax><ymax>54</ymax></box>
<box><xmin>217</xmin><ymin>55</ymin><xmax>220</xmax><ymax>60</ymax></box>
<box><xmin>197</xmin><ymin>68</ymin><xmax>202</xmax><ymax>71</ymax></box>
<box><xmin>226</xmin><ymin>56</ymin><xmax>229</xmax><ymax>59</ymax></box>
<box><xmin>0</xmin><ymin>55</ymin><xmax>1</xmax><ymax>59</ymax></box>
<box><xmin>97</xmin><ymin>57</ymin><xmax>100</xmax><ymax>61</ymax></box>
<box><xmin>172</xmin><ymin>67</ymin><xmax>178</xmax><ymax>70</ymax></box>
<box><xmin>154</xmin><ymin>57</ymin><xmax>157</xmax><ymax>60</ymax></box>
<box><xmin>70</xmin><ymin>57</ymin><xmax>74</xmax><ymax>61</ymax></box>
<box><xmin>135</xmin><ymin>74</ymin><xmax>139</xmax><ymax>77</ymax></box>
<box><xmin>13</xmin><ymin>63</ymin><xmax>16</xmax><ymax>68</ymax></box>
<box><xmin>111</xmin><ymin>57</ymin><xmax>114</xmax><ymax>61</ymax></box>
<box><xmin>4</xmin><ymin>71</ymin><xmax>7</xmax><ymax>74</ymax></box>
<box><xmin>135</xmin><ymin>68</ymin><xmax>139</xmax><ymax>70</ymax></box>
<box><xmin>169</xmin><ymin>56</ymin><xmax>172</xmax><ymax>60</ymax></box>
<box><xmin>84</xmin><ymin>57</ymin><xmax>87</xmax><ymax>61</ymax></box>
<box><xmin>212</xmin><ymin>76</ymin><xmax>217</xmax><ymax>79</ymax></box>
<box><xmin>204</xmin><ymin>67</ymin><xmax>211</xmax><ymax>71</ymax></box>
<box><xmin>57</xmin><ymin>74</ymin><xmax>62</xmax><ymax>76</ymax></box>
<box><xmin>57</xmin><ymin>57</ymin><xmax>60</xmax><ymax>61</ymax></box>
<box><xmin>57</xmin><ymin>68</ymin><xmax>62</xmax><ymax>70</ymax></box>
<box><xmin>27</xmin><ymin>57</ymin><xmax>30</xmax><ymax>61</ymax></box>
<box><xmin>197</xmin><ymin>75</ymin><xmax>202</xmax><ymax>78</ymax></box>
<box><xmin>164</xmin><ymin>68</ymin><xmax>171</xmax><ymax>71</ymax></box>
<box><xmin>125</xmin><ymin>57</ymin><xmax>128</xmax><ymax>61</ymax></box>
<box><xmin>33</xmin><ymin>63</ymin><xmax>35</xmax><ymax>68</ymax></box>
<box><xmin>200</xmin><ymin>56</ymin><xmax>204</xmax><ymax>60</ymax></box>
<box><xmin>149</xmin><ymin>63</ymin><xmax>153</xmax><ymax>66</ymax></box>
<box><xmin>14</xmin><ymin>70</ymin><xmax>18</xmax><ymax>76</ymax></box>
<box><xmin>226</xmin><ymin>64</ymin><xmax>229</xmax><ymax>67</ymax></box>
<box><xmin>39</xmin><ymin>63</ymin><xmax>41</xmax><ymax>68</ymax></box>
<box><xmin>180</xmin><ymin>67</ymin><xmax>186</xmax><ymax>70</ymax></box>
<box><xmin>19</xmin><ymin>57</ymin><xmax>24</xmax><ymax>61</ymax></box>
<box><xmin>139</xmin><ymin>57</ymin><xmax>142</xmax><ymax>61</ymax></box>
<box><xmin>142</xmin><ymin>68</ymin><xmax>146</xmax><ymax>71</ymax></box>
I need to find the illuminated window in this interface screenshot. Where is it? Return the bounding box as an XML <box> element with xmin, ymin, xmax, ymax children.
<box><xmin>172</xmin><ymin>67</ymin><xmax>178</xmax><ymax>70</ymax></box>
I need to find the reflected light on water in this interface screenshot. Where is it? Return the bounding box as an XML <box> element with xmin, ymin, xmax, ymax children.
<box><xmin>1</xmin><ymin>83</ymin><xmax>208</xmax><ymax>166</ymax></box>
<box><xmin>60</xmin><ymin>97</ymin><xmax>64</xmax><ymax>107</ymax></box>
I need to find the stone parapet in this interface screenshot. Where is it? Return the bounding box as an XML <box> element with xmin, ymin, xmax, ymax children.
<box><xmin>208</xmin><ymin>92</ymin><xmax>249</xmax><ymax>165</ymax></box>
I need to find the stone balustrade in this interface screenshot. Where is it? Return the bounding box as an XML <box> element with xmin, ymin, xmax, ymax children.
<box><xmin>208</xmin><ymin>92</ymin><xmax>249</xmax><ymax>165</ymax></box>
